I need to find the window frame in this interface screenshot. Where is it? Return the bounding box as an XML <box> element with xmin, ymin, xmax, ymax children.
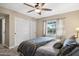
<box><xmin>45</xmin><ymin>20</ymin><xmax>57</xmax><ymax>37</ymax></box>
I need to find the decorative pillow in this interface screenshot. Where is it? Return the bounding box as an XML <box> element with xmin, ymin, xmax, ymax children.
<box><xmin>53</xmin><ymin>42</ymin><xmax>63</xmax><ymax>49</ymax></box>
<box><xmin>57</xmin><ymin>44</ymin><xmax>77</xmax><ymax>56</ymax></box>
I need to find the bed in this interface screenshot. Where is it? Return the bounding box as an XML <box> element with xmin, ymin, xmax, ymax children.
<box><xmin>17</xmin><ymin>37</ymin><xmax>56</xmax><ymax>56</ymax></box>
<box><xmin>17</xmin><ymin>36</ymin><xmax>79</xmax><ymax>56</ymax></box>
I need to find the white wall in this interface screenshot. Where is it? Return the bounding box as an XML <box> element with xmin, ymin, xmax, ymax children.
<box><xmin>15</xmin><ymin>17</ymin><xmax>36</xmax><ymax>46</ymax></box>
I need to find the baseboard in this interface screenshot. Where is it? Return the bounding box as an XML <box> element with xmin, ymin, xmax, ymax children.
<box><xmin>9</xmin><ymin>45</ymin><xmax>18</xmax><ymax>49</ymax></box>
<box><xmin>9</xmin><ymin>45</ymin><xmax>15</xmax><ymax>49</ymax></box>
<box><xmin>1</xmin><ymin>43</ymin><xmax>18</xmax><ymax>49</ymax></box>
<box><xmin>3</xmin><ymin>44</ymin><xmax>18</xmax><ymax>49</ymax></box>
<box><xmin>3</xmin><ymin>44</ymin><xmax>9</xmax><ymax>49</ymax></box>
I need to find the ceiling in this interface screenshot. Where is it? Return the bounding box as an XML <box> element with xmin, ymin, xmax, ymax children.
<box><xmin>0</xmin><ymin>3</ymin><xmax>79</xmax><ymax>19</ymax></box>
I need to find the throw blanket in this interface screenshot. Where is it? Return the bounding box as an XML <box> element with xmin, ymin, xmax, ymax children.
<box><xmin>17</xmin><ymin>37</ymin><xmax>54</xmax><ymax>56</ymax></box>
<box><xmin>17</xmin><ymin>41</ymin><xmax>37</xmax><ymax>56</ymax></box>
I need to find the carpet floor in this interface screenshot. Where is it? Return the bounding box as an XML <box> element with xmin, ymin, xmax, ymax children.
<box><xmin>0</xmin><ymin>44</ymin><xmax>19</xmax><ymax>56</ymax></box>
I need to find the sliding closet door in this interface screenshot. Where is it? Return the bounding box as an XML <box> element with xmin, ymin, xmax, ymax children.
<box><xmin>29</xmin><ymin>20</ymin><xmax>36</xmax><ymax>39</ymax></box>
<box><xmin>15</xmin><ymin>17</ymin><xmax>30</xmax><ymax>46</ymax></box>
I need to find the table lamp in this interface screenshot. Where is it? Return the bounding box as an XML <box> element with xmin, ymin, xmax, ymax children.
<box><xmin>75</xmin><ymin>28</ymin><xmax>79</xmax><ymax>38</ymax></box>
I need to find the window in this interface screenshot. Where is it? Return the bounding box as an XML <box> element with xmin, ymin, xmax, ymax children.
<box><xmin>44</xmin><ymin>19</ymin><xmax>63</xmax><ymax>37</ymax></box>
<box><xmin>45</xmin><ymin>20</ymin><xmax>57</xmax><ymax>37</ymax></box>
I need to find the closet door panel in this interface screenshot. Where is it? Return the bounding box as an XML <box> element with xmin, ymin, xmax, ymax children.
<box><xmin>30</xmin><ymin>20</ymin><xmax>36</xmax><ymax>39</ymax></box>
<box><xmin>15</xmin><ymin>17</ymin><xmax>30</xmax><ymax>46</ymax></box>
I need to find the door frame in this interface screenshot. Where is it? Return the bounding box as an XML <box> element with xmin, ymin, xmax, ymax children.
<box><xmin>0</xmin><ymin>17</ymin><xmax>5</xmax><ymax>46</ymax></box>
<box><xmin>2</xmin><ymin>18</ymin><xmax>5</xmax><ymax>46</ymax></box>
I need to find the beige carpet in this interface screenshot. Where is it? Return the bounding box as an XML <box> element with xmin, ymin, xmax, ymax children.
<box><xmin>0</xmin><ymin>44</ymin><xmax>19</xmax><ymax>56</ymax></box>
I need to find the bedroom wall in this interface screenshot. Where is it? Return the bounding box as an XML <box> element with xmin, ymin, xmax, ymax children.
<box><xmin>36</xmin><ymin>10</ymin><xmax>79</xmax><ymax>39</ymax></box>
<box><xmin>0</xmin><ymin>7</ymin><xmax>36</xmax><ymax>48</ymax></box>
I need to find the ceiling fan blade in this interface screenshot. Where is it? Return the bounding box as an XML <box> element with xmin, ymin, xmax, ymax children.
<box><xmin>42</xmin><ymin>8</ymin><xmax>52</xmax><ymax>11</ymax></box>
<box><xmin>35</xmin><ymin>3</ymin><xmax>45</xmax><ymax>8</ymax></box>
<box><xmin>27</xmin><ymin>10</ymin><xmax>34</xmax><ymax>13</ymax></box>
<box><xmin>35</xmin><ymin>3</ymin><xmax>39</xmax><ymax>7</ymax></box>
<box><xmin>24</xmin><ymin>3</ymin><xmax>34</xmax><ymax>8</ymax></box>
<box><xmin>37</xmin><ymin>3</ymin><xmax>39</xmax><ymax>5</ymax></box>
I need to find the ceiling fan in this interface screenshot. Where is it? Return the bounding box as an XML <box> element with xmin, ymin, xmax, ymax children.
<box><xmin>24</xmin><ymin>3</ymin><xmax>52</xmax><ymax>15</ymax></box>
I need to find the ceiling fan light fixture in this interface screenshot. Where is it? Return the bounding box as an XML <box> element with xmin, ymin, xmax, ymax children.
<box><xmin>24</xmin><ymin>3</ymin><xmax>52</xmax><ymax>15</ymax></box>
<box><xmin>35</xmin><ymin>9</ymin><xmax>41</xmax><ymax>13</ymax></box>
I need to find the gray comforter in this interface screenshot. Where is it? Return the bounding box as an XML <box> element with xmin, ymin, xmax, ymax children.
<box><xmin>17</xmin><ymin>37</ymin><xmax>55</xmax><ymax>56</ymax></box>
<box><xmin>35</xmin><ymin>40</ymin><xmax>60</xmax><ymax>56</ymax></box>
<box><xmin>34</xmin><ymin>40</ymin><xmax>79</xmax><ymax>56</ymax></box>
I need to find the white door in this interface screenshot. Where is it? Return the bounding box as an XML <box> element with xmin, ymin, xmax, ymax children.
<box><xmin>15</xmin><ymin>17</ymin><xmax>30</xmax><ymax>46</ymax></box>
<box><xmin>29</xmin><ymin>20</ymin><xmax>36</xmax><ymax>39</ymax></box>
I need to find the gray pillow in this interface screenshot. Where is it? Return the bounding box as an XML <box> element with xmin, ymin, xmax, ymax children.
<box><xmin>53</xmin><ymin>42</ymin><xmax>63</xmax><ymax>49</ymax></box>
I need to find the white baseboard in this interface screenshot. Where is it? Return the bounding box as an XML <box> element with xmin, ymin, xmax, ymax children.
<box><xmin>9</xmin><ymin>45</ymin><xmax>16</xmax><ymax>49</ymax></box>
<box><xmin>3</xmin><ymin>44</ymin><xmax>9</xmax><ymax>48</ymax></box>
<box><xmin>3</xmin><ymin>44</ymin><xmax>18</xmax><ymax>49</ymax></box>
<box><xmin>9</xmin><ymin>45</ymin><xmax>18</xmax><ymax>49</ymax></box>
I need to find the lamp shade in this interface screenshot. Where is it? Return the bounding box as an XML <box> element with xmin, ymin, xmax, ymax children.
<box><xmin>76</xmin><ymin>28</ymin><xmax>79</xmax><ymax>31</ymax></box>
